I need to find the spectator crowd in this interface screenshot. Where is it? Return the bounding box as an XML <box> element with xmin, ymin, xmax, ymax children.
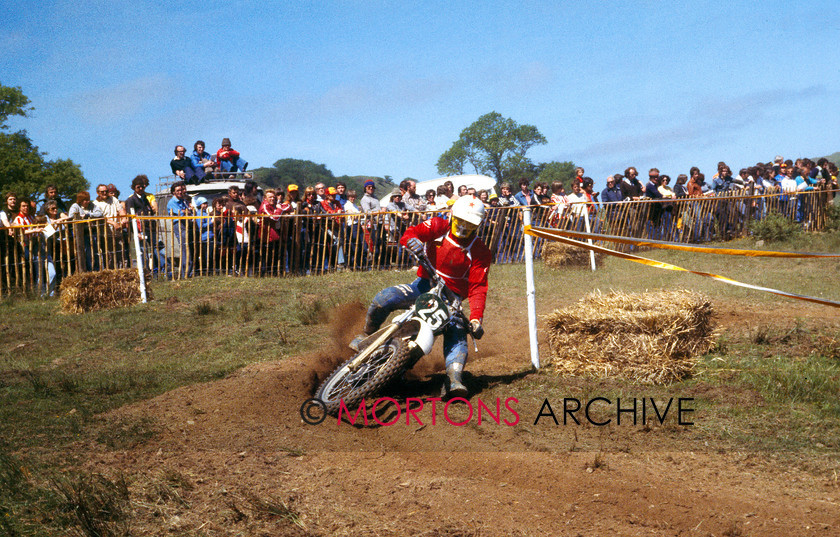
<box><xmin>1</xmin><ymin>144</ymin><xmax>837</xmax><ymax>295</ymax></box>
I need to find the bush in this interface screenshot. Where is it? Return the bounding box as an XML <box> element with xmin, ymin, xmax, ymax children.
<box><xmin>750</xmin><ymin>212</ymin><xmax>801</xmax><ymax>242</ymax></box>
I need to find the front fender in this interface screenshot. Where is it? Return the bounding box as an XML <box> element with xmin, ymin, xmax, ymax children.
<box><xmin>412</xmin><ymin>320</ymin><xmax>435</xmax><ymax>355</ymax></box>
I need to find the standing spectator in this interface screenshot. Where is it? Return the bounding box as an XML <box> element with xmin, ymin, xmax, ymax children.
<box><xmin>601</xmin><ymin>176</ymin><xmax>623</xmax><ymax>203</ymax></box>
<box><xmin>42</xmin><ymin>200</ymin><xmax>69</xmax><ymax>296</ymax></box>
<box><xmin>225</xmin><ymin>185</ymin><xmax>248</xmax><ymax>214</ymax></box>
<box><xmin>360</xmin><ymin>179</ymin><xmax>388</xmax><ymax>268</ymax></box>
<box><xmin>549</xmin><ymin>181</ymin><xmax>570</xmax><ymax>226</ymax></box>
<box><xmin>37</xmin><ymin>185</ymin><xmax>68</xmax><ymax>216</ymax></box>
<box><xmin>674</xmin><ymin>174</ymin><xmax>689</xmax><ymax>198</ymax></box>
<box><xmin>166</xmin><ymin>181</ymin><xmax>194</xmax><ymax>278</ymax></box>
<box><xmin>124</xmin><ymin>175</ymin><xmax>165</xmax><ymax>275</ymax></box>
<box><xmin>434</xmin><ymin>185</ymin><xmax>450</xmax><ymax>208</ymax></box>
<box><xmin>335</xmin><ymin>181</ymin><xmax>348</xmax><ymax>206</ymax></box>
<box><xmin>443</xmin><ymin>180</ymin><xmax>455</xmax><ymax>199</ymax></box>
<box><xmin>1</xmin><ymin>191</ymin><xmax>18</xmax><ymax>228</ymax></box>
<box><xmin>216</xmin><ymin>138</ymin><xmax>248</xmax><ymax>175</ymax></box>
<box><xmin>190</xmin><ymin>140</ymin><xmax>216</xmax><ymax>183</ymax></box>
<box><xmin>401</xmin><ymin>179</ymin><xmax>425</xmax><ymax>212</ymax></box>
<box><xmin>424</xmin><ymin>189</ymin><xmax>438</xmax><ymax>211</ymax></box>
<box><xmin>514</xmin><ymin>178</ymin><xmax>535</xmax><ymax>206</ymax></box>
<box><xmin>620</xmin><ymin>167</ymin><xmax>643</xmax><ymax>200</ymax></box>
<box><xmin>343</xmin><ymin>189</ymin><xmax>364</xmax><ymax>268</ymax></box>
<box><xmin>314</xmin><ymin>182</ymin><xmax>326</xmax><ymax>202</ymax></box>
<box><xmin>212</xmin><ymin>196</ymin><xmax>235</xmax><ymax>274</ymax></box>
<box><xmin>92</xmin><ymin>184</ymin><xmax>126</xmax><ymax>268</ymax></box>
<box><xmin>257</xmin><ymin>190</ymin><xmax>282</xmax><ymax>275</ymax></box>
<box><xmin>13</xmin><ymin>199</ymin><xmax>44</xmax><ymax>289</ymax></box>
<box><xmin>192</xmin><ymin>196</ymin><xmax>215</xmax><ymax>274</ymax></box>
<box><xmin>68</xmin><ymin>191</ymin><xmax>103</xmax><ymax>272</ymax></box>
<box><xmin>170</xmin><ymin>145</ymin><xmax>198</xmax><ymax>184</ymax></box>
<box><xmin>497</xmin><ymin>183</ymin><xmax>517</xmax><ymax>206</ymax></box>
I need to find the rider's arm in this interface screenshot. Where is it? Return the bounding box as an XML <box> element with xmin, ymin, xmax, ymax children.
<box><xmin>466</xmin><ymin>242</ymin><xmax>492</xmax><ymax>322</ymax></box>
<box><xmin>399</xmin><ymin>216</ymin><xmax>448</xmax><ymax>246</ymax></box>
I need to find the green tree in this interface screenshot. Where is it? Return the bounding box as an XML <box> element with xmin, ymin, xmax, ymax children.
<box><xmin>251</xmin><ymin>158</ymin><xmax>336</xmax><ymax>191</ymax></box>
<box><xmin>538</xmin><ymin>161</ymin><xmax>577</xmax><ymax>190</ymax></box>
<box><xmin>436</xmin><ymin>112</ymin><xmax>547</xmax><ymax>183</ymax></box>
<box><xmin>0</xmin><ymin>83</ymin><xmax>87</xmax><ymax>200</ymax></box>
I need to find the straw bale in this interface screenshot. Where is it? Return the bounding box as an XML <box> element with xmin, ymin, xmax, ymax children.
<box><xmin>60</xmin><ymin>269</ymin><xmax>151</xmax><ymax>314</ymax></box>
<box><xmin>544</xmin><ymin>289</ymin><xmax>715</xmax><ymax>384</ymax></box>
<box><xmin>541</xmin><ymin>241</ymin><xmax>602</xmax><ymax>268</ymax></box>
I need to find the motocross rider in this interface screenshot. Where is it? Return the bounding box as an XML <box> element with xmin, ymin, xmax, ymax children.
<box><xmin>351</xmin><ymin>195</ymin><xmax>492</xmax><ymax>398</ymax></box>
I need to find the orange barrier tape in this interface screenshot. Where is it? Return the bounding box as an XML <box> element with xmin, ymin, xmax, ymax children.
<box><xmin>527</xmin><ymin>225</ymin><xmax>840</xmax><ymax>258</ymax></box>
<box><xmin>524</xmin><ymin>225</ymin><xmax>840</xmax><ymax>308</ymax></box>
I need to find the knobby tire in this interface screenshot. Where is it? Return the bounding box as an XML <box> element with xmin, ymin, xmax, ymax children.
<box><xmin>316</xmin><ymin>338</ymin><xmax>413</xmax><ymax>416</ymax></box>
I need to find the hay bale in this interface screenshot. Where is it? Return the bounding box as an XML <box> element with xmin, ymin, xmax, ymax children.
<box><xmin>544</xmin><ymin>289</ymin><xmax>715</xmax><ymax>384</ymax></box>
<box><xmin>60</xmin><ymin>269</ymin><xmax>150</xmax><ymax>313</ymax></box>
<box><xmin>541</xmin><ymin>241</ymin><xmax>602</xmax><ymax>268</ymax></box>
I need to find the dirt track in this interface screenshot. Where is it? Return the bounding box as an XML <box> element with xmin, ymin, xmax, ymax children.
<box><xmin>89</xmin><ymin>301</ymin><xmax>840</xmax><ymax>536</ymax></box>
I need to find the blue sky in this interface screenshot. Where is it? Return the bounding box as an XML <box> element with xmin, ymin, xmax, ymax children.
<box><xmin>3</xmin><ymin>0</ymin><xmax>839</xmax><ymax>195</ymax></box>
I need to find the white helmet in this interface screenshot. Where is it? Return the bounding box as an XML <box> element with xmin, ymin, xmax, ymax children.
<box><xmin>450</xmin><ymin>195</ymin><xmax>486</xmax><ymax>226</ymax></box>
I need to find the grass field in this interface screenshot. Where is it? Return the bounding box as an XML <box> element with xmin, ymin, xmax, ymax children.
<box><xmin>1</xmin><ymin>232</ymin><xmax>839</xmax><ymax>535</ymax></box>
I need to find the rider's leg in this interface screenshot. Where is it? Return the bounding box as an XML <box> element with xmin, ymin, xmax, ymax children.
<box><xmin>363</xmin><ymin>277</ymin><xmax>430</xmax><ymax>335</ymax></box>
<box><xmin>442</xmin><ymin>321</ymin><xmax>469</xmax><ymax>398</ymax></box>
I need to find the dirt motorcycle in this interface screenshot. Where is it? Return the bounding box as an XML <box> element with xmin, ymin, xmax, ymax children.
<box><xmin>315</xmin><ymin>250</ymin><xmax>477</xmax><ymax>415</ymax></box>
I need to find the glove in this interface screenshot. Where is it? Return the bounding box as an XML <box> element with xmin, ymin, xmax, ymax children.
<box><xmin>469</xmin><ymin>319</ymin><xmax>484</xmax><ymax>340</ymax></box>
<box><xmin>406</xmin><ymin>237</ymin><xmax>424</xmax><ymax>256</ymax></box>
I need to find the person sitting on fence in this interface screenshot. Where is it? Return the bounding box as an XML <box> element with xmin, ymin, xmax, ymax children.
<box><xmin>216</xmin><ymin>138</ymin><xmax>248</xmax><ymax>175</ymax></box>
<box><xmin>190</xmin><ymin>140</ymin><xmax>216</xmax><ymax>183</ymax></box>
<box><xmin>36</xmin><ymin>185</ymin><xmax>68</xmax><ymax>217</ymax></box>
<box><xmin>170</xmin><ymin>145</ymin><xmax>198</xmax><ymax>184</ymax></box>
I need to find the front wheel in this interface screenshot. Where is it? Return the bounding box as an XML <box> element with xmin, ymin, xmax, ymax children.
<box><xmin>316</xmin><ymin>338</ymin><xmax>414</xmax><ymax>416</ymax></box>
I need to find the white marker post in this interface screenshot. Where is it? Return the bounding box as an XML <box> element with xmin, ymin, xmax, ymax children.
<box><xmin>130</xmin><ymin>209</ymin><xmax>148</xmax><ymax>304</ymax></box>
<box><xmin>522</xmin><ymin>207</ymin><xmax>540</xmax><ymax>370</ymax></box>
<box><xmin>583</xmin><ymin>209</ymin><xmax>597</xmax><ymax>271</ymax></box>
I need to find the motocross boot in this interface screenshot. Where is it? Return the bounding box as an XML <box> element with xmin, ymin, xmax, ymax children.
<box><xmin>443</xmin><ymin>363</ymin><xmax>468</xmax><ymax>399</ymax></box>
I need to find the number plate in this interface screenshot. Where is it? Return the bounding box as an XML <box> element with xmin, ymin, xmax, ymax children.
<box><xmin>414</xmin><ymin>293</ymin><xmax>450</xmax><ymax>330</ymax></box>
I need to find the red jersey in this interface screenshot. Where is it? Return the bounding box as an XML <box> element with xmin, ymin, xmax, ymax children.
<box><xmin>400</xmin><ymin>217</ymin><xmax>492</xmax><ymax>322</ymax></box>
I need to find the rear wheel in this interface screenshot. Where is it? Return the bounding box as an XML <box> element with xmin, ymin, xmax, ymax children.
<box><xmin>316</xmin><ymin>339</ymin><xmax>413</xmax><ymax>416</ymax></box>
